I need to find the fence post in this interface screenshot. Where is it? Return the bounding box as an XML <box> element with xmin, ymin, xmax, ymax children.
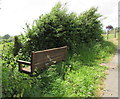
<box><xmin>106</xmin><ymin>30</ymin><xmax>109</xmax><ymax>40</ymax></box>
<box><xmin>114</xmin><ymin>28</ymin><xmax>116</xmax><ymax>38</ymax></box>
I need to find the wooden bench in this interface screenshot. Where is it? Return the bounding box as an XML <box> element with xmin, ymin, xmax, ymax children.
<box><xmin>17</xmin><ymin>46</ymin><xmax>67</xmax><ymax>74</ymax></box>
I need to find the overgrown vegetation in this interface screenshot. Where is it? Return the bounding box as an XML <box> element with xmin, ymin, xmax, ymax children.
<box><xmin>2</xmin><ymin>2</ymin><xmax>117</xmax><ymax>98</ymax></box>
<box><xmin>20</xmin><ymin>2</ymin><xmax>103</xmax><ymax>55</ymax></box>
<box><xmin>13</xmin><ymin>36</ymin><xmax>22</xmax><ymax>56</ymax></box>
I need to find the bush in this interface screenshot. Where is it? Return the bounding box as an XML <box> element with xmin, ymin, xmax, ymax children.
<box><xmin>76</xmin><ymin>7</ymin><xmax>103</xmax><ymax>43</ymax></box>
<box><xmin>13</xmin><ymin>36</ymin><xmax>22</xmax><ymax>56</ymax></box>
<box><xmin>20</xmin><ymin>2</ymin><xmax>103</xmax><ymax>54</ymax></box>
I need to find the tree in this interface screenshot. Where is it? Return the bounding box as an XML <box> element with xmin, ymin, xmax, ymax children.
<box><xmin>13</xmin><ymin>36</ymin><xmax>22</xmax><ymax>56</ymax></box>
<box><xmin>2</xmin><ymin>34</ymin><xmax>10</xmax><ymax>39</ymax></box>
<box><xmin>106</xmin><ymin>25</ymin><xmax>113</xmax><ymax>31</ymax></box>
<box><xmin>20</xmin><ymin>2</ymin><xmax>103</xmax><ymax>53</ymax></box>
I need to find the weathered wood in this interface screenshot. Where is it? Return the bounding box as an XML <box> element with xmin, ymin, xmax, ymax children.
<box><xmin>114</xmin><ymin>28</ymin><xmax>116</xmax><ymax>38</ymax></box>
<box><xmin>33</xmin><ymin>52</ymin><xmax>66</xmax><ymax>63</ymax></box>
<box><xmin>106</xmin><ymin>30</ymin><xmax>109</xmax><ymax>40</ymax></box>
<box><xmin>18</xmin><ymin>62</ymin><xmax>22</xmax><ymax>72</ymax></box>
<box><xmin>33</xmin><ymin>46</ymin><xmax>67</xmax><ymax>54</ymax></box>
<box><xmin>17</xmin><ymin>60</ymin><xmax>31</xmax><ymax>65</ymax></box>
<box><xmin>22</xmin><ymin>66</ymin><xmax>31</xmax><ymax>74</ymax></box>
<box><xmin>17</xmin><ymin>60</ymin><xmax>31</xmax><ymax>73</ymax></box>
<box><xmin>17</xmin><ymin>46</ymin><xmax>67</xmax><ymax>74</ymax></box>
<box><xmin>31</xmin><ymin>46</ymin><xmax>67</xmax><ymax>72</ymax></box>
<box><xmin>34</xmin><ymin>56</ymin><xmax>65</xmax><ymax>68</ymax></box>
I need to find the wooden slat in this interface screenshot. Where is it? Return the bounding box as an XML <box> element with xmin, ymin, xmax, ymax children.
<box><xmin>22</xmin><ymin>66</ymin><xmax>31</xmax><ymax>72</ymax></box>
<box><xmin>31</xmin><ymin>51</ymin><xmax>35</xmax><ymax>73</ymax></box>
<box><xmin>17</xmin><ymin>60</ymin><xmax>31</xmax><ymax>65</ymax></box>
<box><xmin>34</xmin><ymin>54</ymin><xmax>65</xmax><ymax>66</ymax></box>
<box><xmin>34</xmin><ymin>52</ymin><xmax>65</xmax><ymax>63</ymax></box>
<box><xmin>34</xmin><ymin>56</ymin><xmax>65</xmax><ymax>69</ymax></box>
<box><xmin>33</xmin><ymin>46</ymin><xmax>67</xmax><ymax>54</ymax></box>
<box><xmin>33</xmin><ymin>48</ymin><xmax>66</xmax><ymax>60</ymax></box>
<box><xmin>31</xmin><ymin>46</ymin><xmax>67</xmax><ymax>72</ymax></box>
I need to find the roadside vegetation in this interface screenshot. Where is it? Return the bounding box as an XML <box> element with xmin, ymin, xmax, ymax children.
<box><xmin>1</xmin><ymin>2</ymin><xmax>117</xmax><ymax>97</ymax></box>
<box><xmin>102</xmin><ymin>33</ymin><xmax>118</xmax><ymax>46</ymax></box>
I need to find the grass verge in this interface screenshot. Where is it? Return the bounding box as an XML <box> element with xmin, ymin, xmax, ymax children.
<box><xmin>2</xmin><ymin>39</ymin><xmax>117</xmax><ymax>97</ymax></box>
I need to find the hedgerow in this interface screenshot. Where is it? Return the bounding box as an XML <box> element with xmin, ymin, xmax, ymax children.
<box><xmin>20</xmin><ymin>2</ymin><xmax>103</xmax><ymax>54</ymax></box>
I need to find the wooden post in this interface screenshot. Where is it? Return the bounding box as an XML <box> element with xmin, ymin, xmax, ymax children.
<box><xmin>114</xmin><ymin>28</ymin><xmax>116</xmax><ymax>38</ymax></box>
<box><xmin>31</xmin><ymin>52</ymin><xmax>34</xmax><ymax>74</ymax></box>
<box><xmin>18</xmin><ymin>63</ymin><xmax>22</xmax><ymax>72</ymax></box>
<box><xmin>106</xmin><ymin>30</ymin><xmax>109</xmax><ymax>40</ymax></box>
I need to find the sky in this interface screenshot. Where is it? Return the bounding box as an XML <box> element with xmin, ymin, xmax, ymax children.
<box><xmin>0</xmin><ymin>0</ymin><xmax>119</xmax><ymax>36</ymax></box>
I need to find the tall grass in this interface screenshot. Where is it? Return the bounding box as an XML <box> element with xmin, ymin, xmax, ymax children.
<box><xmin>102</xmin><ymin>33</ymin><xmax>118</xmax><ymax>45</ymax></box>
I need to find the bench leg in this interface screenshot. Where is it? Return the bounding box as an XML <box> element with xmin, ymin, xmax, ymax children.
<box><xmin>18</xmin><ymin>63</ymin><xmax>22</xmax><ymax>72</ymax></box>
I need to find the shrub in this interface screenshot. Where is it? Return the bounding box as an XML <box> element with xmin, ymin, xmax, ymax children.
<box><xmin>20</xmin><ymin>2</ymin><xmax>103</xmax><ymax>54</ymax></box>
<box><xmin>13</xmin><ymin>36</ymin><xmax>22</xmax><ymax>56</ymax></box>
<box><xmin>76</xmin><ymin>7</ymin><xmax>103</xmax><ymax>43</ymax></box>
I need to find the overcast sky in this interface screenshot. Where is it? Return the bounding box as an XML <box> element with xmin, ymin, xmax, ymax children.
<box><xmin>0</xmin><ymin>0</ymin><xmax>119</xmax><ymax>36</ymax></box>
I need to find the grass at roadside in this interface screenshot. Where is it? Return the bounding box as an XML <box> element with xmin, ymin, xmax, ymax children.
<box><xmin>2</xmin><ymin>39</ymin><xmax>116</xmax><ymax>97</ymax></box>
<box><xmin>101</xmin><ymin>33</ymin><xmax>118</xmax><ymax>62</ymax></box>
<box><xmin>37</xmin><ymin>42</ymin><xmax>111</xmax><ymax>97</ymax></box>
<box><xmin>102</xmin><ymin>33</ymin><xmax>118</xmax><ymax>46</ymax></box>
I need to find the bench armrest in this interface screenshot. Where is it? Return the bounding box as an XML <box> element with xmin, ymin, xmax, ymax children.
<box><xmin>17</xmin><ymin>60</ymin><xmax>31</xmax><ymax>72</ymax></box>
<box><xmin>17</xmin><ymin>60</ymin><xmax>31</xmax><ymax>65</ymax></box>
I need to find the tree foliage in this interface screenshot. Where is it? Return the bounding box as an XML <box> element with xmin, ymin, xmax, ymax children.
<box><xmin>2</xmin><ymin>34</ymin><xmax>11</xmax><ymax>40</ymax></box>
<box><xmin>13</xmin><ymin>36</ymin><xmax>22</xmax><ymax>56</ymax></box>
<box><xmin>20</xmin><ymin>2</ymin><xmax>103</xmax><ymax>54</ymax></box>
<box><xmin>106</xmin><ymin>25</ymin><xmax>113</xmax><ymax>30</ymax></box>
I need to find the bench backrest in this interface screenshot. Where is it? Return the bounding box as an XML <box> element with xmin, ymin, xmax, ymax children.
<box><xmin>31</xmin><ymin>46</ymin><xmax>67</xmax><ymax>73</ymax></box>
